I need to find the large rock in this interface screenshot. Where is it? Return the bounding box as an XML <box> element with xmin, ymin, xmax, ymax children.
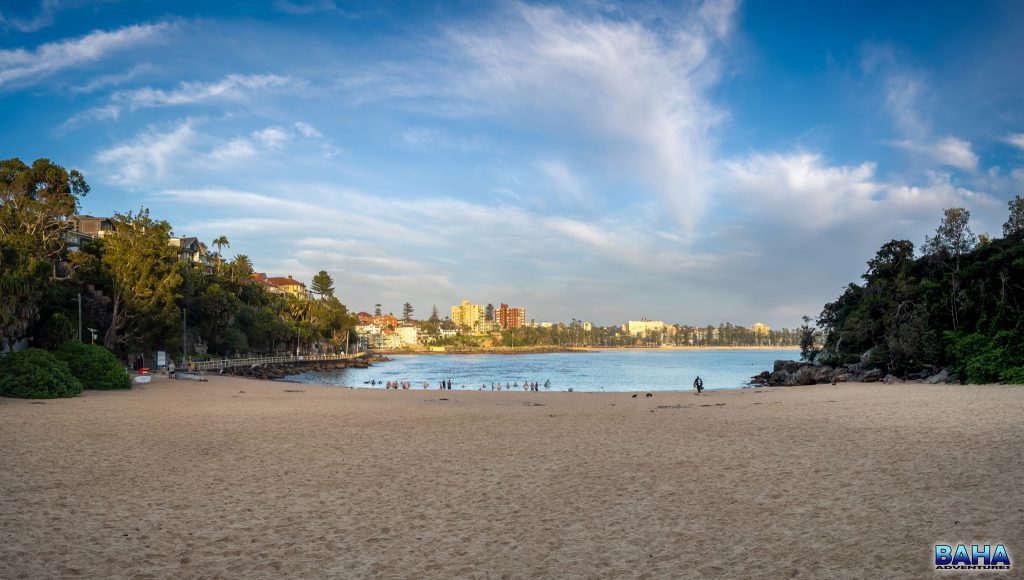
<box><xmin>814</xmin><ymin>366</ymin><xmax>835</xmax><ymax>384</ymax></box>
<box><xmin>861</xmin><ymin>369</ymin><xmax>882</xmax><ymax>382</ymax></box>
<box><xmin>882</xmin><ymin>374</ymin><xmax>899</xmax><ymax>384</ymax></box>
<box><xmin>773</xmin><ymin>360</ymin><xmax>803</xmax><ymax>374</ymax></box>
<box><xmin>794</xmin><ymin>366</ymin><xmax>817</xmax><ymax>385</ymax></box>
<box><xmin>832</xmin><ymin>372</ymin><xmax>850</xmax><ymax>383</ymax></box>
<box><xmin>769</xmin><ymin>370</ymin><xmax>790</xmax><ymax>386</ymax></box>
<box><xmin>925</xmin><ymin>369</ymin><xmax>950</xmax><ymax>384</ymax></box>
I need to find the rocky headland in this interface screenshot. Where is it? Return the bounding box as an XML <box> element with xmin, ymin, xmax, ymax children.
<box><xmin>751</xmin><ymin>357</ymin><xmax>952</xmax><ymax>387</ymax></box>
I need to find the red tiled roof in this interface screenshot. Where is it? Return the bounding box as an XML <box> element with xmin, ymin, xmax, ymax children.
<box><xmin>266</xmin><ymin>276</ymin><xmax>305</xmax><ymax>287</ymax></box>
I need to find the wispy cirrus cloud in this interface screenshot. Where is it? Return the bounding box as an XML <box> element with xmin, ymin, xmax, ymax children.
<box><xmin>0</xmin><ymin>21</ymin><xmax>169</xmax><ymax>89</ymax></box>
<box><xmin>69</xmin><ymin>73</ymin><xmax>294</xmax><ymax>125</ymax></box>
<box><xmin>93</xmin><ymin>120</ymin><xmax>195</xmax><ymax>187</ymax></box>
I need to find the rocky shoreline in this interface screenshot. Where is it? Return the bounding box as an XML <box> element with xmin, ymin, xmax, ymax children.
<box><xmin>751</xmin><ymin>359</ymin><xmax>952</xmax><ymax>387</ymax></box>
<box><xmin>222</xmin><ymin>354</ymin><xmax>391</xmax><ymax>381</ymax></box>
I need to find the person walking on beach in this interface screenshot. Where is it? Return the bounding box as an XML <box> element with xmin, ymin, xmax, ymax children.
<box><xmin>167</xmin><ymin>360</ymin><xmax>176</xmax><ymax>379</ymax></box>
<box><xmin>693</xmin><ymin>375</ymin><xmax>704</xmax><ymax>394</ymax></box>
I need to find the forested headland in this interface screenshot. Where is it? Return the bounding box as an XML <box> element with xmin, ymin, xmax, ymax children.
<box><xmin>799</xmin><ymin>199</ymin><xmax>1024</xmax><ymax>384</ymax></box>
<box><xmin>1</xmin><ymin>157</ymin><xmax>357</xmax><ymax>366</ymax></box>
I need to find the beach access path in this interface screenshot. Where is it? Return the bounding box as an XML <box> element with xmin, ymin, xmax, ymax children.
<box><xmin>1</xmin><ymin>376</ymin><xmax>1021</xmax><ymax>578</ymax></box>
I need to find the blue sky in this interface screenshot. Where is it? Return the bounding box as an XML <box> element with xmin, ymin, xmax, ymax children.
<box><xmin>2</xmin><ymin>0</ymin><xmax>1023</xmax><ymax>328</ymax></box>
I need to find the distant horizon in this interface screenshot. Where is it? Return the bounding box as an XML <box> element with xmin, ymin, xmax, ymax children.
<box><xmin>3</xmin><ymin>0</ymin><xmax>1022</xmax><ymax>329</ymax></box>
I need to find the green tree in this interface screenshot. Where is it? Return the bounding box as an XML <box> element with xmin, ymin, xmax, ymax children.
<box><xmin>428</xmin><ymin>305</ymin><xmax>440</xmax><ymax>324</ymax></box>
<box><xmin>211</xmin><ymin>235</ymin><xmax>230</xmax><ymax>272</ymax></box>
<box><xmin>0</xmin><ymin>238</ymin><xmax>50</xmax><ymax>347</ymax></box>
<box><xmin>311</xmin><ymin>270</ymin><xmax>335</xmax><ymax>299</ymax></box>
<box><xmin>924</xmin><ymin>208</ymin><xmax>976</xmax><ymax>332</ymax></box>
<box><xmin>228</xmin><ymin>254</ymin><xmax>254</xmax><ymax>281</ymax></box>
<box><xmin>100</xmin><ymin>209</ymin><xmax>183</xmax><ymax>352</ymax></box>
<box><xmin>0</xmin><ymin>157</ymin><xmax>89</xmax><ymax>261</ymax></box>
<box><xmin>1004</xmin><ymin>195</ymin><xmax>1024</xmax><ymax>238</ymax></box>
<box><xmin>374</xmin><ymin>303</ymin><xmax>382</xmax><ymax>316</ymax></box>
<box><xmin>402</xmin><ymin>302</ymin><xmax>414</xmax><ymax>322</ymax></box>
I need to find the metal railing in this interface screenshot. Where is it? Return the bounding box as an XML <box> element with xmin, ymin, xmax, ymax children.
<box><xmin>187</xmin><ymin>352</ymin><xmax>365</xmax><ymax>372</ymax></box>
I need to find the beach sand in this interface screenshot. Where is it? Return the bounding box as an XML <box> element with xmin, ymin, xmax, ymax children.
<box><xmin>1</xmin><ymin>376</ymin><xmax>1021</xmax><ymax>578</ymax></box>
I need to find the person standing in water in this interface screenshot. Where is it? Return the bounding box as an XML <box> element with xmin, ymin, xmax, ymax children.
<box><xmin>693</xmin><ymin>375</ymin><xmax>704</xmax><ymax>394</ymax></box>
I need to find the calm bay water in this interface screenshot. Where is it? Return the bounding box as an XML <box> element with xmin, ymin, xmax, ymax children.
<box><xmin>282</xmin><ymin>349</ymin><xmax>796</xmax><ymax>392</ymax></box>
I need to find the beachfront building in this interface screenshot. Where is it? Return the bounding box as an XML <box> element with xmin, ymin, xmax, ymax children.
<box><xmin>439</xmin><ymin>328</ymin><xmax>458</xmax><ymax>339</ymax></box>
<box><xmin>625</xmin><ymin>319</ymin><xmax>665</xmax><ymax>336</ymax></box>
<box><xmin>495</xmin><ymin>303</ymin><xmax>527</xmax><ymax>329</ymax></box>
<box><xmin>451</xmin><ymin>300</ymin><xmax>485</xmax><ymax>329</ymax></box>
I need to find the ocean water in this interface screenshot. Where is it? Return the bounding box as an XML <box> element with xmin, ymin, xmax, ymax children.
<box><xmin>281</xmin><ymin>349</ymin><xmax>797</xmax><ymax>392</ymax></box>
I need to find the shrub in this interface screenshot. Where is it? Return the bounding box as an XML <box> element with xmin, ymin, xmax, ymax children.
<box><xmin>999</xmin><ymin>367</ymin><xmax>1024</xmax><ymax>384</ymax></box>
<box><xmin>54</xmin><ymin>341</ymin><xmax>131</xmax><ymax>390</ymax></box>
<box><xmin>0</xmin><ymin>348</ymin><xmax>83</xmax><ymax>399</ymax></box>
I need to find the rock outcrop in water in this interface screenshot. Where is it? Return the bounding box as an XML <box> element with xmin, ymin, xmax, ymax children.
<box><xmin>223</xmin><ymin>354</ymin><xmax>389</xmax><ymax>381</ymax></box>
<box><xmin>750</xmin><ymin>359</ymin><xmax>952</xmax><ymax>387</ymax></box>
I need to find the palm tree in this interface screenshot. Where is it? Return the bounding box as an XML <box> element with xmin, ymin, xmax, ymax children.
<box><xmin>229</xmin><ymin>254</ymin><xmax>253</xmax><ymax>281</ymax></box>
<box><xmin>212</xmin><ymin>236</ymin><xmax>230</xmax><ymax>273</ymax></box>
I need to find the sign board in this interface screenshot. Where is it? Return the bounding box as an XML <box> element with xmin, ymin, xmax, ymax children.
<box><xmin>156</xmin><ymin>350</ymin><xmax>166</xmax><ymax>369</ymax></box>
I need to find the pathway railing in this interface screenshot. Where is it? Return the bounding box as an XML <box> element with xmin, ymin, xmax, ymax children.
<box><xmin>188</xmin><ymin>352</ymin><xmax>364</xmax><ymax>372</ymax></box>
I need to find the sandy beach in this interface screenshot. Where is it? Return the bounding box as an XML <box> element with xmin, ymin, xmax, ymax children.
<box><xmin>1</xmin><ymin>376</ymin><xmax>1021</xmax><ymax>579</ymax></box>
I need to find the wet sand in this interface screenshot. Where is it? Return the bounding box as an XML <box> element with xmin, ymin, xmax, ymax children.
<box><xmin>1</xmin><ymin>376</ymin><xmax>1021</xmax><ymax>578</ymax></box>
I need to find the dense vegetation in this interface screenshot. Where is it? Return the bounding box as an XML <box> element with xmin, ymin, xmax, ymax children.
<box><xmin>0</xmin><ymin>348</ymin><xmax>83</xmax><ymax>398</ymax></box>
<box><xmin>55</xmin><ymin>341</ymin><xmax>131</xmax><ymax>390</ymax></box>
<box><xmin>807</xmin><ymin>198</ymin><xmax>1024</xmax><ymax>383</ymax></box>
<box><xmin>0</xmin><ymin>156</ymin><xmax>357</xmax><ymax>366</ymax></box>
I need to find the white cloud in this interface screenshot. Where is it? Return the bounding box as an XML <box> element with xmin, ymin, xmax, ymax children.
<box><xmin>892</xmin><ymin>136</ymin><xmax>979</xmax><ymax>171</ymax></box>
<box><xmin>293</xmin><ymin>121</ymin><xmax>322</xmax><ymax>138</ymax></box>
<box><xmin>0</xmin><ymin>22</ymin><xmax>168</xmax><ymax>89</ymax></box>
<box><xmin>1005</xmin><ymin>133</ymin><xmax>1024</xmax><ymax>151</ymax></box>
<box><xmin>273</xmin><ymin>0</ymin><xmax>356</xmax><ymax>17</ymax></box>
<box><xmin>421</xmin><ymin>1</ymin><xmax>735</xmax><ymax>236</ymax></box>
<box><xmin>206</xmin><ymin>124</ymin><xmax>317</xmax><ymax>163</ymax></box>
<box><xmin>94</xmin><ymin>120</ymin><xmax>194</xmax><ymax>187</ymax></box>
<box><xmin>723</xmin><ymin>152</ymin><xmax>881</xmax><ymax>228</ymax></box>
<box><xmin>68</xmin><ymin>63</ymin><xmax>153</xmax><ymax>94</ymax></box>
<box><xmin>113</xmin><ymin>73</ymin><xmax>292</xmax><ymax>110</ymax></box>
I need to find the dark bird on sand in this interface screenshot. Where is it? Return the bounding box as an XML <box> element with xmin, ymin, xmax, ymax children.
<box><xmin>645</xmin><ymin>393</ymin><xmax>653</xmax><ymax>398</ymax></box>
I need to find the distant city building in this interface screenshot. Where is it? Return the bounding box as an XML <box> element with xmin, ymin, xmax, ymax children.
<box><xmin>625</xmin><ymin>319</ymin><xmax>665</xmax><ymax>335</ymax></box>
<box><xmin>582</xmin><ymin>321</ymin><xmax>593</xmax><ymax>331</ymax></box>
<box><xmin>451</xmin><ymin>300</ymin><xmax>485</xmax><ymax>329</ymax></box>
<box><xmin>439</xmin><ymin>328</ymin><xmax>458</xmax><ymax>339</ymax></box>
<box><xmin>496</xmin><ymin>303</ymin><xmax>527</xmax><ymax>329</ymax></box>
<box><xmin>397</xmin><ymin>325</ymin><xmax>418</xmax><ymax>347</ymax></box>
<box><xmin>752</xmin><ymin>322</ymin><xmax>771</xmax><ymax>336</ymax></box>
<box><xmin>540</xmin><ymin>321</ymin><xmax>553</xmax><ymax>328</ymax></box>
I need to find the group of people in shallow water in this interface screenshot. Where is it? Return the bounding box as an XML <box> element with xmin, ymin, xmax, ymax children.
<box><xmin>370</xmin><ymin>376</ymin><xmax>706</xmax><ymax>392</ymax></box>
<box><xmin>374</xmin><ymin>378</ymin><xmax>552</xmax><ymax>391</ymax></box>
